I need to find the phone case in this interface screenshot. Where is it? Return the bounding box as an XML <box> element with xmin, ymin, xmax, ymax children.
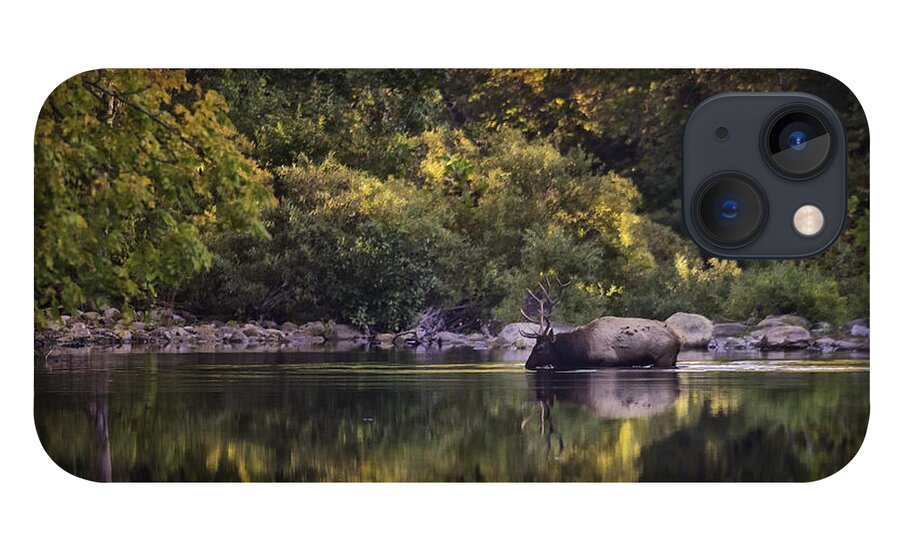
<box><xmin>34</xmin><ymin>69</ymin><xmax>869</xmax><ymax>482</ymax></box>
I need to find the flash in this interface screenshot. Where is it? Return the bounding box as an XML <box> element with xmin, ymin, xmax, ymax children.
<box><xmin>793</xmin><ymin>205</ymin><xmax>825</xmax><ymax>237</ymax></box>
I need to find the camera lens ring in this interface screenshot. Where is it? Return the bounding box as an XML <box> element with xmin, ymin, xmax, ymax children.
<box><xmin>761</xmin><ymin>103</ymin><xmax>836</xmax><ymax>180</ymax></box>
<box><xmin>693</xmin><ymin>172</ymin><xmax>768</xmax><ymax>249</ymax></box>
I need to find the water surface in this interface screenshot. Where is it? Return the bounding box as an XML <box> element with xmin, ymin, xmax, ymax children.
<box><xmin>34</xmin><ymin>349</ymin><xmax>869</xmax><ymax>482</ymax></box>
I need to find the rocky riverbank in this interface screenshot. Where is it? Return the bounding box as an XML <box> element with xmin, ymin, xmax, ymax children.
<box><xmin>34</xmin><ymin>307</ymin><xmax>869</xmax><ymax>355</ymax></box>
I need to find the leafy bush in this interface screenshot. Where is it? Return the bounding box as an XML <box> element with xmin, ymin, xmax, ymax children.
<box><xmin>187</xmin><ymin>160</ymin><xmax>448</xmax><ymax>331</ymax></box>
<box><xmin>34</xmin><ymin>69</ymin><xmax>274</xmax><ymax>323</ymax></box>
<box><xmin>724</xmin><ymin>262</ymin><xmax>849</xmax><ymax>324</ymax></box>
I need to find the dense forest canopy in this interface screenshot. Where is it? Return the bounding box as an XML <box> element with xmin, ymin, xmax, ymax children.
<box><xmin>35</xmin><ymin>69</ymin><xmax>869</xmax><ymax>331</ymax></box>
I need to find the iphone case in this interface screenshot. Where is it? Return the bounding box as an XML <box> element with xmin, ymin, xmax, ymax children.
<box><xmin>34</xmin><ymin>69</ymin><xmax>869</xmax><ymax>481</ymax></box>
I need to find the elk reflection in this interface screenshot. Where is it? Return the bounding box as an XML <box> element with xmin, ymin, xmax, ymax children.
<box><xmin>521</xmin><ymin>370</ymin><xmax>682</xmax><ymax>458</ymax></box>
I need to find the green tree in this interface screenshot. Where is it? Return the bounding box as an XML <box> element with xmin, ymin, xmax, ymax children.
<box><xmin>34</xmin><ymin>69</ymin><xmax>275</xmax><ymax>322</ymax></box>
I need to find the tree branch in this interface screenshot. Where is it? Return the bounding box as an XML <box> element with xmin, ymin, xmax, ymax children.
<box><xmin>81</xmin><ymin>78</ymin><xmax>207</xmax><ymax>158</ymax></box>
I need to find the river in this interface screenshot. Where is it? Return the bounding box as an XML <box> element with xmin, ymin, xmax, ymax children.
<box><xmin>34</xmin><ymin>348</ymin><xmax>869</xmax><ymax>482</ymax></box>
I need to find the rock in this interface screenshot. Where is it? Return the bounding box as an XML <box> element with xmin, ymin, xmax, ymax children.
<box><xmin>287</xmin><ymin>334</ymin><xmax>326</xmax><ymax>345</ymax></box>
<box><xmin>752</xmin><ymin>325</ymin><xmax>811</xmax><ymax>349</ymax></box>
<box><xmin>193</xmin><ymin>324</ymin><xmax>217</xmax><ymax>342</ymax></box>
<box><xmin>665</xmin><ymin>312</ymin><xmax>713</xmax><ymax>348</ymax></box>
<box><xmin>813</xmin><ymin>337</ymin><xmax>838</xmax><ymax>353</ymax></box>
<box><xmin>327</xmin><ymin>323</ymin><xmax>364</xmax><ymax>341</ymax></box>
<box><xmin>224</xmin><ymin>329</ymin><xmax>248</xmax><ymax>344</ymax></box>
<box><xmin>434</xmin><ymin>331</ymin><xmax>471</xmax><ymax>347</ymax></box>
<box><xmin>131</xmin><ymin>330</ymin><xmax>151</xmax><ymax>344</ymax></box>
<box><xmin>280</xmin><ymin>321</ymin><xmax>299</xmax><ymax>333</ymax></box>
<box><xmin>170</xmin><ymin>326</ymin><xmax>193</xmax><ymax>341</ymax></box>
<box><xmin>712</xmin><ymin>322</ymin><xmax>750</xmax><ymax>337</ymax></box>
<box><xmin>809</xmin><ymin>321</ymin><xmax>834</xmax><ymax>338</ymax></box>
<box><xmin>496</xmin><ymin>323</ymin><xmax>540</xmax><ymax>348</ymax></box>
<box><xmin>834</xmin><ymin>338</ymin><xmax>869</xmax><ymax>351</ymax></box>
<box><xmin>241</xmin><ymin>324</ymin><xmax>263</xmax><ymax>337</ymax></box>
<box><xmin>259</xmin><ymin>320</ymin><xmax>280</xmax><ymax>329</ymax></box>
<box><xmin>60</xmin><ymin>322</ymin><xmax>92</xmax><ymax>346</ymax></box>
<box><xmin>297</xmin><ymin>321</ymin><xmax>328</xmax><ymax>336</ymax></box>
<box><xmin>755</xmin><ymin>314</ymin><xmax>810</xmax><ymax>329</ymax></box>
<box><xmin>844</xmin><ymin>318</ymin><xmax>869</xmax><ymax>331</ymax></box>
<box><xmin>101</xmin><ymin>307</ymin><xmax>121</xmax><ymax>324</ymax></box>
<box><xmin>708</xmin><ymin>336</ymin><xmax>752</xmax><ymax>351</ymax></box>
<box><xmin>79</xmin><ymin>311</ymin><xmax>101</xmax><ymax>324</ymax></box>
<box><xmin>850</xmin><ymin>323</ymin><xmax>869</xmax><ymax>337</ymax></box>
<box><xmin>466</xmin><ymin>333</ymin><xmax>487</xmax><ymax>342</ymax></box>
<box><xmin>495</xmin><ymin>322</ymin><xmax>574</xmax><ymax>348</ymax></box>
<box><xmin>374</xmin><ymin>333</ymin><xmax>395</xmax><ymax>343</ymax></box>
<box><xmin>150</xmin><ymin>327</ymin><xmax>173</xmax><ymax>343</ymax></box>
<box><xmin>262</xmin><ymin>328</ymin><xmax>286</xmax><ymax>342</ymax></box>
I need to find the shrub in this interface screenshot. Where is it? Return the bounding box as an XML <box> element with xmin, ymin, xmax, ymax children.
<box><xmin>724</xmin><ymin>262</ymin><xmax>849</xmax><ymax>324</ymax></box>
<box><xmin>187</xmin><ymin>160</ymin><xmax>447</xmax><ymax>331</ymax></box>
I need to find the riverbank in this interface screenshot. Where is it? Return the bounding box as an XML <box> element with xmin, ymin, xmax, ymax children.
<box><xmin>34</xmin><ymin>307</ymin><xmax>869</xmax><ymax>354</ymax></box>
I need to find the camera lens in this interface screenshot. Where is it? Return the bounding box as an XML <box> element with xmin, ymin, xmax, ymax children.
<box><xmin>695</xmin><ymin>173</ymin><xmax>767</xmax><ymax>247</ymax></box>
<box><xmin>764</xmin><ymin>107</ymin><xmax>833</xmax><ymax>178</ymax></box>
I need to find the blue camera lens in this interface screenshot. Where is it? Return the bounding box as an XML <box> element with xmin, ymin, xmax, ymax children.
<box><xmin>787</xmin><ymin>130</ymin><xmax>808</xmax><ymax>151</ymax></box>
<box><xmin>766</xmin><ymin>109</ymin><xmax>832</xmax><ymax>177</ymax></box>
<box><xmin>720</xmin><ymin>200</ymin><xmax>739</xmax><ymax>219</ymax></box>
<box><xmin>697</xmin><ymin>175</ymin><xmax>766</xmax><ymax>246</ymax></box>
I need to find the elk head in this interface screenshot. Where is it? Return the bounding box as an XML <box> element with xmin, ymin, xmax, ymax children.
<box><xmin>520</xmin><ymin>275</ymin><xmax>571</xmax><ymax>370</ymax></box>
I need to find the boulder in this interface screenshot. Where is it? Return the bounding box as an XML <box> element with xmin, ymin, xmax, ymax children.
<box><xmin>434</xmin><ymin>331</ymin><xmax>471</xmax><ymax>347</ymax></box>
<box><xmin>810</xmin><ymin>321</ymin><xmax>833</xmax><ymax>338</ymax></box>
<box><xmin>708</xmin><ymin>336</ymin><xmax>752</xmax><ymax>351</ymax></box>
<box><xmin>665</xmin><ymin>312</ymin><xmax>713</xmax><ymax>348</ymax></box>
<box><xmin>280</xmin><ymin>321</ymin><xmax>299</xmax><ymax>333</ymax></box>
<box><xmin>496</xmin><ymin>322</ymin><xmax>573</xmax><ymax>349</ymax></box>
<box><xmin>101</xmin><ymin>307</ymin><xmax>121</xmax><ymax>325</ymax></box>
<box><xmin>712</xmin><ymin>322</ymin><xmax>750</xmax><ymax>337</ymax></box>
<box><xmin>61</xmin><ymin>322</ymin><xmax>92</xmax><ymax>346</ymax></box>
<box><xmin>752</xmin><ymin>325</ymin><xmax>811</xmax><ymax>349</ymax></box>
<box><xmin>241</xmin><ymin>323</ymin><xmax>264</xmax><ymax>337</ymax></box>
<box><xmin>193</xmin><ymin>324</ymin><xmax>218</xmax><ymax>342</ymax></box>
<box><xmin>262</xmin><ymin>328</ymin><xmax>286</xmax><ymax>342</ymax></box>
<box><xmin>80</xmin><ymin>311</ymin><xmax>102</xmax><ymax>323</ymax></box>
<box><xmin>224</xmin><ymin>329</ymin><xmax>248</xmax><ymax>344</ymax></box>
<box><xmin>287</xmin><ymin>334</ymin><xmax>326</xmax><ymax>345</ymax></box>
<box><xmin>327</xmin><ymin>323</ymin><xmax>364</xmax><ymax>341</ymax></box>
<box><xmin>850</xmin><ymin>323</ymin><xmax>869</xmax><ymax>337</ymax></box>
<box><xmin>755</xmin><ymin>314</ymin><xmax>810</xmax><ymax>329</ymax></box>
<box><xmin>835</xmin><ymin>338</ymin><xmax>869</xmax><ymax>351</ymax></box>
<box><xmin>297</xmin><ymin>321</ymin><xmax>328</xmax><ymax>337</ymax></box>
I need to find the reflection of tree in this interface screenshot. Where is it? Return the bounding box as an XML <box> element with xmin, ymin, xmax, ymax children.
<box><xmin>88</xmin><ymin>375</ymin><xmax>111</xmax><ymax>482</ymax></box>
<box><xmin>639</xmin><ymin>372</ymin><xmax>870</xmax><ymax>481</ymax></box>
<box><xmin>35</xmin><ymin>359</ymin><xmax>868</xmax><ymax>482</ymax></box>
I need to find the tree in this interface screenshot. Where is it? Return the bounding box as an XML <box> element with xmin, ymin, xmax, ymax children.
<box><xmin>34</xmin><ymin>69</ymin><xmax>275</xmax><ymax>321</ymax></box>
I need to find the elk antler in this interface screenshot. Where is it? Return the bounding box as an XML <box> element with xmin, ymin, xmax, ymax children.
<box><xmin>520</xmin><ymin>275</ymin><xmax>572</xmax><ymax>338</ymax></box>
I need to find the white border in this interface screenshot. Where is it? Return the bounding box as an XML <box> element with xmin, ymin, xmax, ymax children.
<box><xmin>2</xmin><ymin>1</ymin><xmax>897</xmax><ymax>552</ymax></box>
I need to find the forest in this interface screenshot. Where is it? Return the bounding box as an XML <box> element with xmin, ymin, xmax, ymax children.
<box><xmin>34</xmin><ymin>69</ymin><xmax>869</xmax><ymax>332</ymax></box>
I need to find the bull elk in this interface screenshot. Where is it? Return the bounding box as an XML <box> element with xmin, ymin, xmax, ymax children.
<box><xmin>520</xmin><ymin>277</ymin><xmax>681</xmax><ymax>370</ymax></box>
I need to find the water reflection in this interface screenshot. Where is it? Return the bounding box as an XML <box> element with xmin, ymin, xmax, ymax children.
<box><xmin>34</xmin><ymin>350</ymin><xmax>869</xmax><ymax>482</ymax></box>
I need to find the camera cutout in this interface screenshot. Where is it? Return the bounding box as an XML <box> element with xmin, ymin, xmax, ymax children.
<box><xmin>694</xmin><ymin>172</ymin><xmax>767</xmax><ymax>248</ymax></box>
<box><xmin>763</xmin><ymin>105</ymin><xmax>835</xmax><ymax>179</ymax></box>
<box><xmin>683</xmin><ymin>92</ymin><xmax>847</xmax><ymax>258</ymax></box>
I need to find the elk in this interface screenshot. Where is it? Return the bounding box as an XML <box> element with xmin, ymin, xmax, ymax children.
<box><xmin>520</xmin><ymin>277</ymin><xmax>681</xmax><ymax>370</ymax></box>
